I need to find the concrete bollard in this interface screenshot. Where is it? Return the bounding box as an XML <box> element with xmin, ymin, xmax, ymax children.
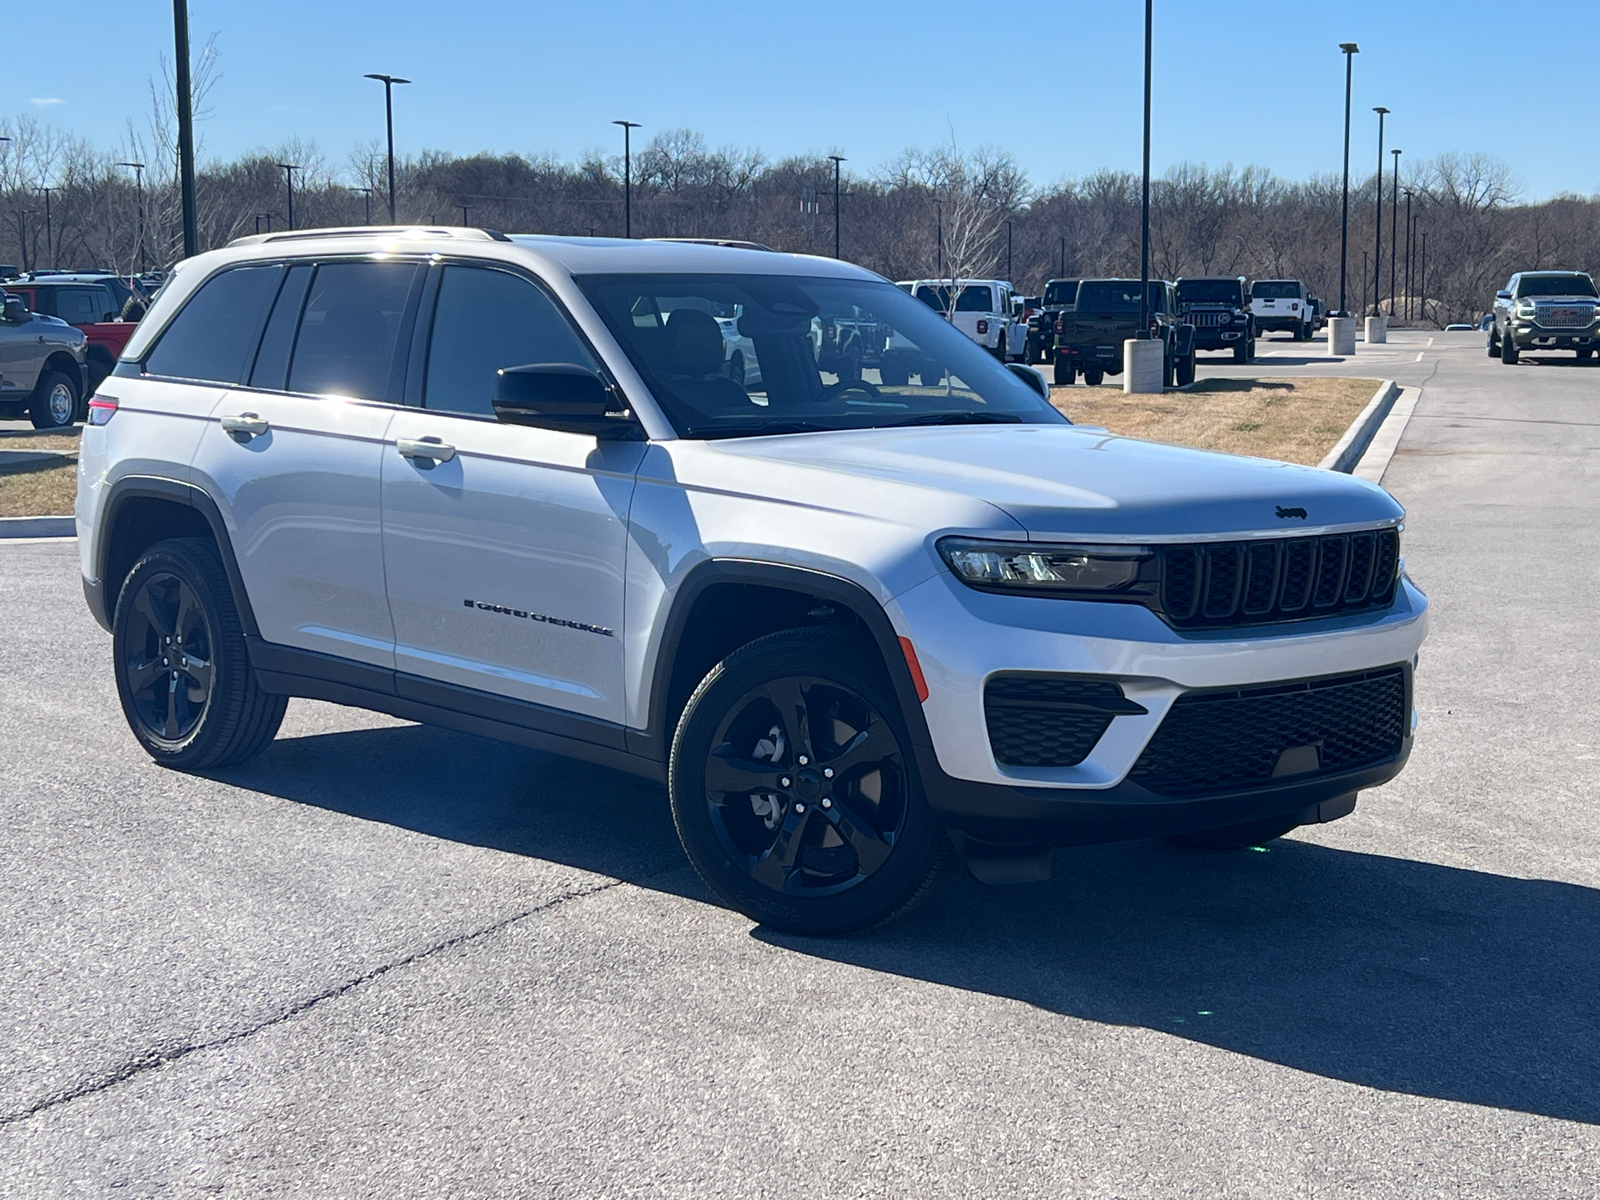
<box><xmin>1327</xmin><ymin>315</ymin><xmax>1356</xmax><ymax>355</ymax></box>
<box><xmin>1123</xmin><ymin>338</ymin><xmax>1164</xmax><ymax>394</ymax></box>
<box><xmin>1365</xmin><ymin>315</ymin><xmax>1388</xmax><ymax>344</ymax></box>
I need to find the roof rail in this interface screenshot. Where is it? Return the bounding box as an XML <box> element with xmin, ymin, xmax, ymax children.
<box><xmin>226</xmin><ymin>225</ymin><xmax>510</xmax><ymax>248</ymax></box>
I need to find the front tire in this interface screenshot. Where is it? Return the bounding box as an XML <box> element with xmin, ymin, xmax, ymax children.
<box><xmin>29</xmin><ymin>369</ymin><xmax>79</xmax><ymax>430</ymax></box>
<box><xmin>668</xmin><ymin>628</ymin><xmax>950</xmax><ymax>936</ymax></box>
<box><xmin>1501</xmin><ymin>332</ymin><xmax>1519</xmax><ymax>364</ymax></box>
<box><xmin>1175</xmin><ymin>351</ymin><xmax>1196</xmax><ymax>387</ymax></box>
<box><xmin>1487</xmin><ymin>330</ymin><xmax>1500</xmax><ymax>357</ymax></box>
<box><xmin>112</xmin><ymin>538</ymin><xmax>287</xmax><ymax>770</ymax></box>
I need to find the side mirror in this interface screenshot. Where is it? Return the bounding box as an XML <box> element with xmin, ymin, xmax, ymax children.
<box><xmin>1006</xmin><ymin>361</ymin><xmax>1050</xmax><ymax>399</ymax></box>
<box><xmin>2</xmin><ymin>296</ymin><xmax>27</xmax><ymax>323</ymax></box>
<box><xmin>493</xmin><ymin>363</ymin><xmax>632</xmax><ymax>437</ymax></box>
<box><xmin>1496</xmin><ymin>290</ymin><xmax>1513</xmax><ymax>301</ymax></box>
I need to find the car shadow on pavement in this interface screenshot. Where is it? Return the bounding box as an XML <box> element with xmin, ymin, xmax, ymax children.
<box><xmin>222</xmin><ymin>720</ymin><xmax>1600</xmax><ymax>1128</ymax></box>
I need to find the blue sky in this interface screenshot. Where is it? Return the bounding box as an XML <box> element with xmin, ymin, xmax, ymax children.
<box><xmin>8</xmin><ymin>1</ymin><xmax>1595</xmax><ymax>200</ymax></box>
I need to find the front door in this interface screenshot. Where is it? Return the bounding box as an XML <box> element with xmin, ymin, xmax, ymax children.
<box><xmin>380</xmin><ymin>262</ymin><xmax>642</xmax><ymax>725</ymax></box>
<box><xmin>192</xmin><ymin>257</ymin><xmax>424</xmax><ymax>667</ymax></box>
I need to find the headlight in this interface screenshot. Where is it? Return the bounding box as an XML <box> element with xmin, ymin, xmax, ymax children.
<box><xmin>1516</xmin><ymin>301</ymin><xmax>1536</xmax><ymax>317</ymax></box>
<box><xmin>938</xmin><ymin>537</ymin><xmax>1150</xmax><ymax>595</ymax></box>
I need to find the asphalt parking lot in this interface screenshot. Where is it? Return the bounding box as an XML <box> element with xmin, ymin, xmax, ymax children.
<box><xmin>2</xmin><ymin>328</ymin><xmax>1597</xmax><ymax>1197</ymax></box>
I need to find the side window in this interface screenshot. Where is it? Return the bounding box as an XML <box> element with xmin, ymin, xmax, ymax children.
<box><xmin>144</xmin><ymin>264</ymin><xmax>284</xmax><ymax>384</ymax></box>
<box><xmin>423</xmin><ymin>265</ymin><xmax>597</xmax><ymax>417</ymax></box>
<box><xmin>287</xmin><ymin>260</ymin><xmax>420</xmax><ymax>401</ymax></box>
<box><xmin>58</xmin><ymin>289</ymin><xmax>104</xmax><ymax>325</ymax></box>
<box><xmin>248</xmin><ymin>264</ymin><xmax>313</xmax><ymax>391</ymax></box>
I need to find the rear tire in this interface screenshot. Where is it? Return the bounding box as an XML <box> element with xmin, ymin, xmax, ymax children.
<box><xmin>668</xmin><ymin>628</ymin><xmax>951</xmax><ymax>936</ymax></box>
<box><xmin>1164</xmin><ymin>815</ymin><xmax>1301</xmax><ymax>850</ymax></box>
<box><xmin>1175</xmin><ymin>352</ymin><xmax>1196</xmax><ymax>387</ymax></box>
<box><xmin>1082</xmin><ymin>366</ymin><xmax>1104</xmax><ymax>387</ymax></box>
<box><xmin>112</xmin><ymin>538</ymin><xmax>287</xmax><ymax>771</ymax></box>
<box><xmin>29</xmin><ymin>369</ymin><xmax>79</xmax><ymax>430</ymax></box>
<box><xmin>879</xmin><ymin>360</ymin><xmax>909</xmax><ymax>387</ymax></box>
<box><xmin>1054</xmin><ymin>357</ymin><xmax>1076</xmax><ymax>386</ymax></box>
<box><xmin>1486</xmin><ymin>330</ymin><xmax>1500</xmax><ymax>357</ymax></box>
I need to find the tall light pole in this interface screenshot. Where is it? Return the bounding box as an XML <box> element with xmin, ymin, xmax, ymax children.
<box><xmin>173</xmin><ymin>0</ymin><xmax>198</xmax><ymax>257</ymax></box>
<box><xmin>1402</xmin><ymin>187</ymin><xmax>1414</xmax><ymax>321</ymax></box>
<box><xmin>116</xmin><ymin>162</ymin><xmax>146</xmax><ymax>272</ymax></box>
<box><xmin>1337</xmin><ymin>43</ymin><xmax>1359</xmax><ymax>315</ymax></box>
<box><xmin>458</xmin><ymin>201</ymin><xmax>472</xmax><ymax>226</ymax></box>
<box><xmin>613</xmin><ymin>120</ymin><xmax>641</xmax><ymax>237</ymax></box>
<box><xmin>1005</xmin><ymin>218</ymin><xmax>1013</xmax><ymax>280</ymax></box>
<box><xmin>1389</xmin><ymin>148</ymin><xmax>1401</xmax><ymax>316</ymax></box>
<box><xmin>827</xmin><ymin>154</ymin><xmax>846</xmax><ymax>259</ymax></box>
<box><xmin>1371</xmin><ymin>107</ymin><xmax>1388</xmax><ymax>319</ymax></box>
<box><xmin>356</xmin><ymin>185</ymin><xmax>373</xmax><ymax>223</ymax></box>
<box><xmin>364</xmin><ymin>74</ymin><xmax>410</xmax><ymax>223</ymax></box>
<box><xmin>1059</xmin><ymin>235</ymin><xmax>1066</xmax><ymax>278</ymax></box>
<box><xmin>1419</xmin><ymin>230</ymin><xmax>1427</xmax><ymax>326</ymax></box>
<box><xmin>277</xmin><ymin>163</ymin><xmax>301</xmax><ymax>231</ymax></box>
<box><xmin>1137</xmin><ymin>0</ymin><xmax>1153</xmax><ymax>340</ymax></box>
<box><xmin>38</xmin><ymin>187</ymin><xmax>54</xmax><ymax>269</ymax></box>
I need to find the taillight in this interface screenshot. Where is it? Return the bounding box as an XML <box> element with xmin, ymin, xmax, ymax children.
<box><xmin>977</xmin><ymin>319</ymin><xmax>989</xmax><ymax>335</ymax></box>
<box><xmin>1054</xmin><ymin>317</ymin><xmax>1063</xmax><ymax>333</ymax></box>
<box><xmin>87</xmin><ymin>395</ymin><xmax>118</xmax><ymax>425</ymax></box>
<box><xmin>1150</xmin><ymin>321</ymin><xmax>1160</xmax><ymax>336</ymax></box>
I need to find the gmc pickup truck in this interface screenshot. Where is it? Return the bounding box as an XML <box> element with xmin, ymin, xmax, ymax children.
<box><xmin>1489</xmin><ymin>271</ymin><xmax>1600</xmax><ymax>364</ymax></box>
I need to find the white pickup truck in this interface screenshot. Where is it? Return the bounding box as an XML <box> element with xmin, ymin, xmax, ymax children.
<box><xmin>1250</xmin><ymin>279</ymin><xmax>1315</xmax><ymax>341</ymax></box>
<box><xmin>898</xmin><ymin>278</ymin><xmax>1023</xmax><ymax>361</ymax></box>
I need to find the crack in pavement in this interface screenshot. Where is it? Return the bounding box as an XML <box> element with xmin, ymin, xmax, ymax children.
<box><xmin>0</xmin><ymin>871</ymin><xmax>663</xmax><ymax>1129</ymax></box>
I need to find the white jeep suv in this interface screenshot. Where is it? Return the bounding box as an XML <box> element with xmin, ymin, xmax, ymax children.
<box><xmin>77</xmin><ymin>228</ymin><xmax>1428</xmax><ymax>935</ymax></box>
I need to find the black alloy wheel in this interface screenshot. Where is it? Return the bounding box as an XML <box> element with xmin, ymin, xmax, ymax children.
<box><xmin>113</xmin><ymin>538</ymin><xmax>287</xmax><ymax>770</ymax></box>
<box><xmin>669</xmin><ymin>629</ymin><xmax>949</xmax><ymax>935</ymax></box>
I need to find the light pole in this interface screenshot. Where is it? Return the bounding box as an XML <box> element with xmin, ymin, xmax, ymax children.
<box><xmin>1371</xmin><ymin>107</ymin><xmax>1388</xmax><ymax>320</ymax></box>
<box><xmin>1337</xmin><ymin>43</ymin><xmax>1358</xmax><ymax>316</ymax></box>
<box><xmin>1402</xmin><ymin>188</ymin><xmax>1414</xmax><ymax>322</ymax></box>
<box><xmin>277</xmin><ymin>163</ymin><xmax>301</xmax><ymax>231</ymax></box>
<box><xmin>1005</xmin><ymin>219</ymin><xmax>1013</xmax><ymax>280</ymax></box>
<box><xmin>173</xmin><ymin>0</ymin><xmax>198</xmax><ymax>256</ymax></box>
<box><xmin>1389</xmin><ymin>148</ymin><xmax>1401</xmax><ymax>316</ymax></box>
<box><xmin>1419</xmin><ymin>230</ymin><xmax>1427</xmax><ymax>326</ymax></box>
<box><xmin>1059</xmin><ymin>235</ymin><xmax>1066</xmax><ymax>278</ymax></box>
<box><xmin>116</xmin><ymin>162</ymin><xmax>146</xmax><ymax>272</ymax></box>
<box><xmin>16</xmin><ymin>210</ymin><xmax>31</xmax><ymax>273</ymax></box>
<box><xmin>355</xmin><ymin>186</ymin><xmax>373</xmax><ymax>223</ymax></box>
<box><xmin>613</xmin><ymin>120</ymin><xmax>641</xmax><ymax>237</ymax></box>
<box><xmin>827</xmin><ymin>154</ymin><xmax>845</xmax><ymax>259</ymax></box>
<box><xmin>458</xmin><ymin>201</ymin><xmax>471</xmax><ymax>226</ymax></box>
<box><xmin>364</xmin><ymin>74</ymin><xmax>410</xmax><ymax>223</ymax></box>
<box><xmin>935</xmin><ymin>198</ymin><xmax>943</xmax><ymax>278</ymax></box>
<box><xmin>1137</xmin><ymin>0</ymin><xmax>1152</xmax><ymax>341</ymax></box>
<box><xmin>38</xmin><ymin>186</ymin><xmax>54</xmax><ymax>268</ymax></box>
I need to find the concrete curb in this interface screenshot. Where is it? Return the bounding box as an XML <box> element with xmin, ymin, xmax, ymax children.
<box><xmin>1319</xmin><ymin>379</ymin><xmax>1400</xmax><ymax>474</ymax></box>
<box><xmin>1354</xmin><ymin>386</ymin><xmax>1422</xmax><ymax>485</ymax></box>
<box><xmin>0</xmin><ymin>516</ymin><xmax>75</xmax><ymax>540</ymax></box>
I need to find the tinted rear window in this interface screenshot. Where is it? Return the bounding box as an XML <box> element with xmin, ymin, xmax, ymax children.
<box><xmin>1251</xmin><ymin>281</ymin><xmax>1302</xmax><ymax>299</ymax></box>
<box><xmin>1076</xmin><ymin>282</ymin><xmax>1162</xmax><ymax>311</ymax></box>
<box><xmin>1043</xmin><ymin>281</ymin><xmax>1079</xmax><ymax>306</ymax></box>
<box><xmin>144</xmin><ymin>265</ymin><xmax>283</xmax><ymax>384</ymax></box>
<box><xmin>287</xmin><ymin>261</ymin><xmax>420</xmax><ymax>400</ymax></box>
<box><xmin>1518</xmin><ymin>274</ymin><xmax>1597</xmax><ymax>298</ymax></box>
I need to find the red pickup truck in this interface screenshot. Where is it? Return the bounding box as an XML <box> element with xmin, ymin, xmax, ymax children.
<box><xmin>1</xmin><ymin>276</ymin><xmax>141</xmax><ymax>390</ymax></box>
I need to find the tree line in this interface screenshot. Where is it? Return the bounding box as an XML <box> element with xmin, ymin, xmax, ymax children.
<box><xmin>4</xmin><ymin>107</ymin><xmax>1597</xmax><ymax>327</ymax></box>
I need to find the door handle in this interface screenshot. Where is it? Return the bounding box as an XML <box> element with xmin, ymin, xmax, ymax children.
<box><xmin>397</xmin><ymin>437</ymin><xmax>457</xmax><ymax>465</ymax></box>
<box><xmin>220</xmin><ymin>413</ymin><xmax>269</xmax><ymax>440</ymax></box>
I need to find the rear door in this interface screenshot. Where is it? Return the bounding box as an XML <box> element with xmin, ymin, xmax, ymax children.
<box><xmin>380</xmin><ymin>261</ymin><xmax>642</xmax><ymax>725</ymax></box>
<box><xmin>190</xmin><ymin>257</ymin><xmax>424</xmax><ymax>667</ymax></box>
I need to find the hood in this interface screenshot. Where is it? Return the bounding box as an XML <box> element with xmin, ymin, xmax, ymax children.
<box><xmin>691</xmin><ymin>424</ymin><xmax>1402</xmax><ymax>539</ymax></box>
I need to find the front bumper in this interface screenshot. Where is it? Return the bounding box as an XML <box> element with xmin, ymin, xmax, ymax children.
<box><xmin>1193</xmin><ymin>328</ymin><xmax>1247</xmax><ymax>350</ymax></box>
<box><xmin>1510</xmin><ymin>322</ymin><xmax>1600</xmax><ymax>348</ymax></box>
<box><xmin>888</xmin><ymin>568</ymin><xmax>1428</xmax><ymax>837</ymax></box>
<box><xmin>1254</xmin><ymin>315</ymin><xmax>1302</xmax><ymax>332</ymax></box>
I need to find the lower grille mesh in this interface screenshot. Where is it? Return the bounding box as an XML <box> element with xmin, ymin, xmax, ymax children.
<box><xmin>985</xmin><ymin>676</ymin><xmax>1138</xmax><ymax>767</ymax></box>
<box><xmin>1128</xmin><ymin>666</ymin><xmax>1406</xmax><ymax>795</ymax></box>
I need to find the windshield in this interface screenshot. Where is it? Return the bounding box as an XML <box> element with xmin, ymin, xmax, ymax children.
<box><xmin>1176</xmin><ymin>280</ymin><xmax>1243</xmax><ymax>305</ymax></box>
<box><xmin>912</xmin><ymin>284</ymin><xmax>996</xmax><ymax>313</ymax></box>
<box><xmin>1519</xmin><ymin>274</ymin><xmax>1598</xmax><ymax>298</ymax></box>
<box><xmin>1043</xmin><ymin>280</ymin><xmax>1079</xmax><ymax>306</ymax></box>
<box><xmin>578</xmin><ymin>274</ymin><xmax>1065</xmax><ymax>440</ymax></box>
<box><xmin>1076</xmin><ymin>281</ymin><xmax>1162</xmax><ymax>311</ymax></box>
<box><xmin>1251</xmin><ymin>281</ymin><xmax>1301</xmax><ymax>299</ymax></box>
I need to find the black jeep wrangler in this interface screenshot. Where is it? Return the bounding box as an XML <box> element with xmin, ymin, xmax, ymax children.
<box><xmin>1030</xmin><ymin>278</ymin><xmax>1079</xmax><ymax>364</ymax></box>
<box><xmin>1175</xmin><ymin>276</ymin><xmax>1255</xmax><ymax>363</ymax></box>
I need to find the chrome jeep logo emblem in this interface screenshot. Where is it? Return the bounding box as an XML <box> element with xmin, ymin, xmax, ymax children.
<box><xmin>1275</xmin><ymin>505</ymin><xmax>1309</xmax><ymax>520</ymax></box>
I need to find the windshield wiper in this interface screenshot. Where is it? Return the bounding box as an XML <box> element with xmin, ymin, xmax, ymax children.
<box><xmin>885</xmin><ymin>411</ymin><xmax>1027</xmax><ymax>427</ymax></box>
<box><xmin>689</xmin><ymin>420</ymin><xmax>840</xmax><ymax>440</ymax></box>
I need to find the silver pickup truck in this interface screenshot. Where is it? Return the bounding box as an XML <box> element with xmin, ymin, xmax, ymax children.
<box><xmin>1489</xmin><ymin>271</ymin><xmax>1600</xmax><ymax>364</ymax></box>
<box><xmin>0</xmin><ymin>289</ymin><xmax>90</xmax><ymax>428</ymax></box>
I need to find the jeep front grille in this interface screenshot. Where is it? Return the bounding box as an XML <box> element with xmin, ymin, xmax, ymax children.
<box><xmin>1157</xmin><ymin>529</ymin><xmax>1399</xmax><ymax>629</ymax></box>
<box><xmin>1127</xmin><ymin>665</ymin><xmax>1407</xmax><ymax>796</ymax></box>
<box><xmin>1190</xmin><ymin>311</ymin><xmax>1231</xmax><ymax>328</ymax></box>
